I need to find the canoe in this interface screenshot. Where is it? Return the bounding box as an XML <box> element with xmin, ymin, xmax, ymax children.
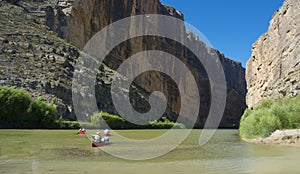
<box><xmin>91</xmin><ymin>142</ymin><xmax>110</xmax><ymax>147</ymax></box>
<box><xmin>78</xmin><ymin>131</ymin><xmax>86</xmax><ymax>134</ymax></box>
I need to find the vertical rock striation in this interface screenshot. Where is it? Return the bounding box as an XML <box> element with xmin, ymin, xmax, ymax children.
<box><xmin>246</xmin><ymin>0</ymin><xmax>300</xmax><ymax>108</ymax></box>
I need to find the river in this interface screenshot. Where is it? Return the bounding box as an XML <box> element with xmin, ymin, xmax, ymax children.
<box><xmin>0</xmin><ymin>129</ymin><xmax>299</xmax><ymax>173</ymax></box>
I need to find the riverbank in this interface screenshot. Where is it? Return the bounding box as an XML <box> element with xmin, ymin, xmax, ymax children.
<box><xmin>243</xmin><ymin>129</ymin><xmax>300</xmax><ymax>147</ymax></box>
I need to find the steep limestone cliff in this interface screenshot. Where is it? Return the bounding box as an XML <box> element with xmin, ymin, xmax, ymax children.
<box><xmin>0</xmin><ymin>0</ymin><xmax>246</xmax><ymax>127</ymax></box>
<box><xmin>246</xmin><ymin>0</ymin><xmax>300</xmax><ymax>108</ymax></box>
<box><xmin>56</xmin><ymin>0</ymin><xmax>246</xmax><ymax>127</ymax></box>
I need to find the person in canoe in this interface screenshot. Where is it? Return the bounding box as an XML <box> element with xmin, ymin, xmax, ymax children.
<box><xmin>77</xmin><ymin>128</ymin><xmax>86</xmax><ymax>134</ymax></box>
<box><xmin>101</xmin><ymin>134</ymin><xmax>110</xmax><ymax>142</ymax></box>
<box><xmin>91</xmin><ymin>132</ymin><xmax>110</xmax><ymax>147</ymax></box>
<box><xmin>103</xmin><ymin>129</ymin><xmax>110</xmax><ymax>136</ymax></box>
<box><xmin>92</xmin><ymin>132</ymin><xmax>102</xmax><ymax>143</ymax></box>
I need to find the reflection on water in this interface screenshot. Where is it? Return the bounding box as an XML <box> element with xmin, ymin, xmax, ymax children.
<box><xmin>0</xmin><ymin>130</ymin><xmax>299</xmax><ymax>174</ymax></box>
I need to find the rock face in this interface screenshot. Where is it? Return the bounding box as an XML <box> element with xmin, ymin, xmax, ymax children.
<box><xmin>0</xmin><ymin>0</ymin><xmax>83</xmax><ymax>120</ymax></box>
<box><xmin>0</xmin><ymin>0</ymin><xmax>246</xmax><ymax>128</ymax></box>
<box><xmin>42</xmin><ymin>0</ymin><xmax>185</xmax><ymax>48</ymax></box>
<box><xmin>55</xmin><ymin>0</ymin><xmax>246</xmax><ymax>127</ymax></box>
<box><xmin>246</xmin><ymin>0</ymin><xmax>300</xmax><ymax>108</ymax></box>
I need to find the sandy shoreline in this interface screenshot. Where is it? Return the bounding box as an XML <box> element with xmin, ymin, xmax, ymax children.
<box><xmin>242</xmin><ymin>129</ymin><xmax>300</xmax><ymax>147</ymax></box>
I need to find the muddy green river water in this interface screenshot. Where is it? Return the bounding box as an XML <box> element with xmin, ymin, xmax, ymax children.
<box><xmin>0</xmin><ymin>129</ymin><xmax>299</xmax><ymax>174</ymax></box>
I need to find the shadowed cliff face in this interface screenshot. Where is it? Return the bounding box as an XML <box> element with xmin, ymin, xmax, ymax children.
<box><xmin>0</xmin><ymin>0</ymin><xmax>246</xmax><ymax>128</ymax></box>
<box><xmin>246</xmin><ymin>0</ymin><xmax>300</xmax><ymax>108</ymax></box>
<box><xmin>57</xmin><ymin>0</ymin><xmax>246</xmax><ymax>127</ymax></box>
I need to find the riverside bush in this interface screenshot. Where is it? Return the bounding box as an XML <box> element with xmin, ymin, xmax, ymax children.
<box><xmin>0</xmin><ymin>86</ymin><xmax>31</xmax><ymax>126</ymax></box>
<box><xmin>27</xmin><ymin>98</ymin><xmax>57</xmax><ymax>127</ymax></box>
<box><xmin>56</xmin><ymin>120</ymin><xmax>81</xmax><ymax>129</ymax></box>
<box><xmin>91</xmin><ymin>112</ymin><xmax>127</xmax><ymax>129</ymax></box>
<box><xmin>240</xmin><ymin>95</ymin><xmax>300</xmax><ymax>138</ymax></box>
<box><xmin>0</xmin><ymin>86</ymin><xmax>57</xmax><ymax>128</ymax></box>
<box><xmin>149</xmin><ymin>117</ymin><xmax>186</xmax><ymax>129</ymax></box>
<box><xmin>90</xmin><ymin>112</ymin><xmax>185</xmax><ymax>129</ymax></box>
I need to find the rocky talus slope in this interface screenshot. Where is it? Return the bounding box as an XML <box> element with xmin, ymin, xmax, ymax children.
<box><xmin>0</xmin><ymin>0</ymin><xmax>246</xmax><ymax>127</ymax></box>
<box><xmin>0</xmin><ymin>1</ymin><xmax>77</xmax><ymax>119</ymax></box>
<box><xmin>246</xmin><ymin>0</ymin><xmax>300</xmax><ymax>108</ymax></box>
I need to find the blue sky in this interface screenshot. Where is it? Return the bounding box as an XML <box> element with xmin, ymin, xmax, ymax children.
<box><xmin>160</xmin><ymin>0</ymin><xmax>284</xmax><ymax>67</ymax></box>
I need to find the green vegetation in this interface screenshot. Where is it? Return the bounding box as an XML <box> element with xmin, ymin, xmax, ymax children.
<box><xmin>0</xmin><ymin>86</ymin><xmax>185</xmax><ymax>129</ymax></box>
<box><xmin>0</xmin><ymin>86</ymin><xmax>57</xmax><ymax>128</ymax></box>
<box><xmin>240</xmin><ymin>95</ymin><xmax>300</xmax><ymax>138</ymax></box>
<box><xmin>90</xmin><ymin>111</ymin><xmax>185</xmax><ymax>129</ymax></box>
<box><xmin>149</xmin><ymin>117</ymin><xmax>186</xmax><ymax>129</ymax></box>
<box><xmin>55</xmin><ymin>116</ymin><xmax>81</xmax><ymax>129</ymax></box>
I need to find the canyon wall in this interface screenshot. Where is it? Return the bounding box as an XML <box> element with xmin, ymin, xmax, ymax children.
<box><xmin>1</xmin><ymin>0</ymin><xmax>247</xmax><ymax>127</ymax></box>
<box><xmin>58</xmin><ymin>0</ymin><xmax>246</xmax><ymax>127</ymax></box>
<box><xmin>246</xmin><ymin>0</ymin><xmax>299</xmax><ymax>108</ymax></box>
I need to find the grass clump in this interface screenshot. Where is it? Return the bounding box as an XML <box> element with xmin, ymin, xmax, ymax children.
<box><xmin>240</xmin><ymin>95</ymin><xmax>300</xmax><ymax>138</ymax></box>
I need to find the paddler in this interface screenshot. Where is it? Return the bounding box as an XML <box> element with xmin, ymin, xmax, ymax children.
<box><xmin>104</xmin><ymin>129</ymin><xmax>110</xmax><ymax>136</ymax></box>
<box><xmin>102</xmin><ymin>134</ymin><xmax>109</xmax><ymax>142</ymax></box>
<box><xmin>93</xmin><ymin>132</ymin><xmax>102</xmax><ymax>143</ymax></box>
